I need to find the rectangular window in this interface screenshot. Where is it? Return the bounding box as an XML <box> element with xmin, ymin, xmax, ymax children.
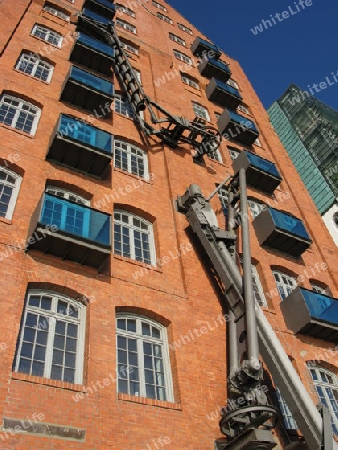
<box><xmin>192</xmin><ymin>102</ymin><xmax>210</xmax><ymax>121</ymax></box>
<box><xmin>116</xmin><ymin>3</ymin><xmax>136</xmax><ymax>17</ymax></box>
<box><xmin>173</xmin><ymin>50</ymin><xmax>192</xmax><ymax>65</ymax></box>
<box><xmin>152</xmin><ymin>0</ymin><xmax>167</xmax><ymax>11</ymax></box>
<box><xmin>238</xmin><ymin>104</ymin><xmax>249</xmax><ymax>114</ymax></box>
<box><xmin>43</xmin><ymin>4</ymin><xmax>70</xmax><ymax>21</ymax></box>
<box><xmin>0</xmin><ymin>167</ymin><xmax>22</xmax><ymax>220</ymax></box>
<box><xmin>227</xmin><ymin>79</ymin><xmax>239</xmax><ymax>89</ymax></box>
<box><xmin>120</xmin><ymin>40</ymin><xmax>139</xmax><ymax>55</ymax></box>
<box><xmin>116</xmin><ymin>19</ymin><xmax>137</xmax><ymax>34</ymax></box>
<box><xmin>31</xmin><ymin>24</ymin><xmax>63</xmax><ymax>47</ymax></box>
<box><xmin>177</xmin><ymin>23</ymin><xmax>193</xmax><ymax>35</ymax></box>
<box><xmin>181</xmin><ymin>73</ymin><xmax>199</xmax><ymax>89</ymax></box>
<box><xmin>169</xmin><ymin>32</ymin><xmax>185</xmax><ymax>46</ymax></box>
<box><xmin>157</xmin><ymin>13</ymin><xmax>173</xmax><ymax>24</ymax></box>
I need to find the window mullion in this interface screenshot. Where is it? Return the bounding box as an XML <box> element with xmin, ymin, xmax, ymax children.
<box><xmin>137</xmin><ymin>335</ymin><xmax>146</xmax><ymax>397</ymax></box>
<box><xmin>45</xmin><ymin>315</ymin><xmax>56</xmax><ymax>378</ymax></box>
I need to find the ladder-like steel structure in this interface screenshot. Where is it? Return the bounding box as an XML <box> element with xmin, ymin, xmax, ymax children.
<box><xmin>76</xmin><ymin>13</ymin><xmax>337</xmax><ymax>450</ymax></box>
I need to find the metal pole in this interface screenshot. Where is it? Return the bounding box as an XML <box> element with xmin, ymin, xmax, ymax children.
<box><xmin>206</xmin><ymin>175</ymin><xmax>232</xmax><ymax>202</ymax></box>
<box><xmin>238</xmin><ymin>168</ymin><xmax>259</xmax><ymax>361</ymax></box>
<box><xmin>227</xmin><ymin>189</ymin><xmax>239</xmax><ymax>372</ymax></box>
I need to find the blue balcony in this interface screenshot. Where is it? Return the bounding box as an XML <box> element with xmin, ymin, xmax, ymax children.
<box><xmin>281</xmin><ymin>287</ymin><xmax>338</xmax><ymax>341</ymax></box>
<box><xmin>253</xmin><ymin>207</ymin><xmax>312</xmax><ymax>257</ymax></box>
<box><xmin>233</xmin><ymin>151</ymin><xmax>282</xmax><ymax>194</ymax></box>
<box><xmin>191</xmin><ymin>37</ymin><xmax>221</xmax><ymax>59</ymax></box>
<box><xmin>83</xmin><ymin>0</ymin><xmax>116</xmax><ymax>20</ymax></box>
<box><xmin>61</xmin><ymin>65</ymin><xmax>114</xmax><ymax>114</ymax></box>
<box><xmin>82</xmin><ymin>7</ymin><xmax>112</xmax><ymax>25</ymax></box>
<box><xmin>206</xmin><ymin>78</ymin><xmax>242</xmax><ymax>110</ymax></box>
<box><xmin>217</xmin><ymin>109</ymin><xmax>259</xmax><ymax>146</ymax></box>
<box><xmin>70</xmin><ymin>32</ymin><xmax>114</xmax><ymax>76</ymax></box>
<box><xmin>198</xmin><ymin>58</ymin><xmax>231</xmax><ymax>83</ymax></box>
<box><xmin>28</xmin><ymin>193</ymin><xmax>111</xmax><ymax>269</ymax></box>
<box><xmin>46</xmin><ymin>114</ymin><xmax>113</xmax><ymax>178</ymax></box>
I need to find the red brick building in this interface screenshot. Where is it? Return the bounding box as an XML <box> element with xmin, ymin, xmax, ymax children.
<box><xmin>0</xmin><ymin>0</ymin><xmax>337</xmax><ymax>448</ymax></box>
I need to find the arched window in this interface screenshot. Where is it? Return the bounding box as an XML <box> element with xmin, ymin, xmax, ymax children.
<box><xmin>114</xmin><ymin>94</ymin><xmax>135</xmax><ymax>119</ymax></box>
<box><xmin>114</xmin><ymin>210</ymin><xmax>156</xmax><ymax>265</ymax></box>
<box><xmin>16</xmin><ymin>52</ymin><xmax>54</xmax><ymax>83</ymax></box>
<box><xmin>272</xmin><ymin>270</ymin><xmax>297</xmax><ymax>300</ymax></box>
<box><xmin>45</xmin><ymin>186</ymin><xmax>90</xmax><ymax>205</ymax></box>
<box><xmin>0</xmin><ymin>167</ymin><xmax>22</xmax><ymax>219</ymax></box>
<box><xmin>116</xmin><ymin>313</ymin><xmax>173</xmax><ymax>401</ymax></box>
<box><xmin>247</xmin><ymin>198</ymin><xmax>266</xmax><ymax>219</ymax></box>
<box><xmin>308</xmin><ymin>364</ymin><xmax>338</xmax><ymax>435</ymax></box>
<box><xmin>13</xmin><ymin>290</ymin><xmax>86</xmax><ymax>384</ymax></box>
<box><xmin>228</xmin><ymin>146</ymin><xmax>240</xmax><ymax>160</ymax></box>
<box><xmin>114</xmin><ymin>140</ymin><xmax>149</xmax><ymax>179</ymax></box>
<box><xmin>0</xmin><ymin>94</ymin><xmax>41</xmax><ymax>135</ymax></box>
<box><xmin>192</xmin><ymin>102</ymin><xmax>210</xmax><ymax>122</ymax></box>
<box><xmin>31</xmin><ymin>24</ymin><xmax>63</xmax><ymax>47</ymax></box>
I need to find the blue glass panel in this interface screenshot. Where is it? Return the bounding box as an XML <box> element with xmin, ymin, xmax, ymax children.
<box><xmin>269</xmin><ymin>207</ymin><xmax>310</xmax><ymax>241</ymax></box>
<box><xmin>301</xmin><ymin>288</ymin><xmax>338</xmax><ymax>325</ymax></box>
<box><xmin>195</xmin><ymin>38</ymin><xmax>220</xmax><ymax>54</ymax></box>
<box><xmin>227</xmin><ymin>110</ymin><xmax>258</xmax><ymax>132</ymax></box>
<box><xmin>246</xmin><ymin>152</ymin><xmax>281</xmax><ymax>179</ymax></box>
<box><xmin>58</xmin><ymin>115</ymin><xmax>113</xmax><ymax>154</ymax></box>
<box><xmin>40</xmin><ymin>194</ymin><xmax>111</xmax><ymax>246</ymax></box>
<box><xmin>69</xmin><ymin>66</ymin><xmax>114</xmax><ymax>96</ymax></box>
<box><xmin>213</xmin><ymin>79</ymin><xmax>242</xmax><ymax>99</ymax></box>
<box><xmin>77</xmin><ymin>32</ymin><xmax>114</xmax><ymax>57</ymax></box>
<box><xmin>207</xmin><ymin>58</ymin><xmax>231</xmax><ymax>74</ymax></box>
<box><xmin>95</xmin><ymin>0</ymin><xmax>116</xmax><ymax>12</ymax></box>
<box><xmin>82</xmin><ymin>8</ymin><xmax>112</xmax><ymax>25</ymax></box>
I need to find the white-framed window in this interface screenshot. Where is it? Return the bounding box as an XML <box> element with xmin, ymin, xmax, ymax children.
<box><xmin>156</xmin><ymin>12</ymin><xmax>172</xmax><ymax>24</ymax></box>
<box><xmin>0</xmin><ymin>94</ymin><xmax>41</xmax><ymax>136</ymax></box>
<box><xmin>275</xmin><ymin>387</ymin><xmax>298</xmax><ymax>430</ymax></box>
<box><xmin>116</xmin><ymin>313</ymin><xmax>173</xmax><ymax>401</ymax></box>
<box><xmin>248</xmin><ymin>199</ymin><xmax>266</xmax><ymax>219</ymax></box>
<box><xmin>114</xmin><ymin>210</ymin><xmax>156</xmax><ymax>265</ymax></box>
<box><xmin>152</xmin><ymin>0</ymin><xmax>166</xmax><ymax>11</ymax></box>
<box><xmin>116</xmin><ymin>19</ymin><xmax>136</xmax><ymax>34</ymax></box>
<box><xmin>208</xmin><ymin>149</ymin><xmax>222</xmax><ymax>163</ymax></box>
<box><xmin>169</xmin><ymin>32</ymin><xmax>185</xmax><ymax>46</ymax></box>
<box><xmin>114</xmin><ymin>140</ymin><xmax>149</xmax><ymax>179</ymax></box>
<box><xmin>177</xmin><ymin>23</ymin><xmax>193</xmax><ymax>35</ymax></box>
<box><xmin>120</xmin><ymin>40</ymin><xmax>139</xmax><ymax>55</ymax></box>
<box><xmin>13</xmin><ymin>290</ymin><xmax>86</xmax><ymax>384</ymax></box>
<box><xmin>43</xmin><ymin>4</ymin><xmax>70</xmax><ymax>21</ymax></box>
<box><xmin>181</xmin><ymin>73</ymin><xmax>198</xmax><ymax>89</ymax></box>
<box><xmin>114</xmin><ymin>94</ymin><xmax>135</xmax><ymax>119</ymax></box>
<box><xmin>192</xmin><ymin>102</ymin><xmax>210</xmax><ymax>122</ymax></box>
<box><xmin>273</xmin><ymin>271</ymin><xmax>297</xmax><ymax>300</ymax></box>
<box><xmin>228</xmin><ymin>147</ymin><xmax>240</xmax><ymax>160</ymax></box>
<box><xmin>217</xmin><ymin>186</ymin><xmax>228</xmax><ymax>208</ymax></box>
<box><xmin>310</xmin><ymin>282</ymin><xmax>332</xmax><ymax>297</ymax></box>
<box><xmin>0</xmin><ymin>167</ymin><xmax>22</xmax><ymax>220</ymax></box>
<box><xmin>45</xmin><ymin>186</ymin><xmax>90</xmax><ymax>206</ymax></box>
<box><xmin>227</xmin><ymin>79</ymin><xmax>239</xmax><ymax>89</ymax></box>
<box><xmin>16</xmin><ymin>53</ymin><xmax>54</xmax><ymax>83</ymax></box>
<box><xmin>31</xmin><ymin>24</ymin><xmax>63</xmax><ymax>47</ymax></box>
<box><xmin>116</xmin><ymin>3</ymin><xmax>136</xmax><ymax>17</ymax></box>
<box><xmin>238</xmin><ymin>104</ymin><xmax>249</xmax><ymax>114</ymax></box>
<box><xmin>308</xmin><ymin>365</ymin><xmax>338</xmax><ymax>436</ymax></box>
<box><xmin>173</xmin><ymin>49</ymin><xmax>192</xmax><ymax>65</ymax></box>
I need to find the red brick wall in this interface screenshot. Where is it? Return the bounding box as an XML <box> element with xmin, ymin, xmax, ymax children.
<box><xmin>0</xmin><ymin>0</ymin><xmax>336</xmax><ymax>448</ymax></box>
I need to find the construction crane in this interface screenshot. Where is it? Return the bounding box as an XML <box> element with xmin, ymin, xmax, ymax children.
<box><xmin>76</xmin><ymin>12</ymin><xmax>337</xmax><ymax>450</ymax></box>
<box><xmin>77</xmin><ymin>14</ymin><xmax>222</xmax><ymax>164</ymax></box>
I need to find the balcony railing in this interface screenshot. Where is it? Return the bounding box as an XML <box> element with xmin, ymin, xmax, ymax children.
<box><xmin>83</xmin><ymin>0</ymin><xmax>116</xmax><ymax>20</ymax></box>
<box><xmin>46</xmin><ymin>114</ymin><xmax>113</xmax><ymax>178</ymax></box>
<box><xmin>28</xmin><ymin>193</ymin><xmax>111</xmax><ymax>269</ymax></box>
<box><xmin>198</xmin><ymin>58</ymin><xmax>231</xmax><ymax>83</ymax></box>
<box><xmin>82</xmin><ymin>7</ymin><xmax>112</xmax><ymax>25</ymax></box>
<box><xmin>70</xmin><ymin>32</ymin><xmax>114</xmax><ymax>76</ymax></box>
<box><xmin>206</xmin><ymin>78</ymin><xmax>242</xmax><ymax>110</ymax></box>
<box><xmin>281</xmin><ymin>287</ymin><xmax>338</xmax><ymax>342</ymax></box>
<box><xmin>217</xmin><ymin>109</ymin><xmax>259</xmax><ymax>146</ymax></box>
<box><xmin>233</xmin><ymin>151</ymin><xmax>282</xmax><ymax>194</ymax></box>
<box><xmin>191</xmin><ymin>37</ymin><xmax>221</xmax><ymax>59</ymax></box>
<box><xmin>61</xmin><ymin>65</ymin><xmax>114</xmax><ymax>114</ymax></box>
<box><xmin>253</xmin><ymin>207</ymin><xmax>312</xmax><ymax>257</ymax></box>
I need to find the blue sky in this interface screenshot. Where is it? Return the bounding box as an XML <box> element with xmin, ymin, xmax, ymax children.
<box><xmin>168</xmin><ymin>0</ymin><xmax>338</xmax><ymax>110</ymax></box>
